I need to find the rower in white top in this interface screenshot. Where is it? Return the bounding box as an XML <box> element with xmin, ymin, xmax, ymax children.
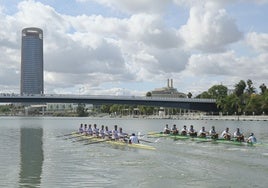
<box><xmin>104</xmin><ymin>126</ymin><xmax>111</xmax><ymax>139</ymax></box>
<box><xmin>92</xmin><ymin>124</ymin><xmax>99</xmax><ymax>136</ymax></box>
<box><xmin>163</xmin><ymin>124</ymin><xmax>171</xmax><ymax>134</ymax></box>
<box><xmin>198</xmin><ymin>126</ymin><xmax>207</xmax><ymax>138</ymax></box>
<box><xmin>86</xmin><ymin>124</ymin><xmax>93</xmax><ymax>136</ymax></box>
<box><xmin>111</xmin><ymin>125</ymin><xmax>119</xmax><ymax>140</ymax></box>
<box><xmin>209</xmin><ymin>126</ymin><xmax>218</xmax><ymax>139</ymax></box>
<box><xmin>129</xmin><ymin>133</ymin><xmax>139</xmax><ymax>144</ymax></box>
<box><xmin>233</xmin><ymin>128</ymin><xmax>244</xmax><ymax>142</ymax></box>
<box><xmin>221</xmin><ymin>127</ymin><xmax>231</xmax><ymax>140</ymax></box>
<box><xmin>180</xmin><ymin>125</ymin><xmax>187</xmax><ymax>136</ymax></box>
<box><xmin>78</xmin><ymin>124</ymin><xmax>83</xmax><ymax>134</ymax></box>
<box><xmin>118</xmin><ymin>127</ymin><xmax>128</xmax><ymax>142</ymax></box>
<box><xmin>98</xmin><ymin>125</ymin><xmax>105</xmax><ymax>138</ymax></box>
<box><xmin>247</xmin><ymin>133</ymin><xmax>257</xmax><ymax>144</ymax></box>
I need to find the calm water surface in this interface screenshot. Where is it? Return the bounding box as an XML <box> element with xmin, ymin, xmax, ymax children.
<box><xmin>0</xmin><ymin>117</ymin><xmax>268</xmax><ymax>188</ymax></box>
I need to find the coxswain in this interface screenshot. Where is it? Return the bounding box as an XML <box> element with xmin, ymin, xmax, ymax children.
<box><xmin>209</xmin><ymin>126</ymin><xmax>218</xmax><ymax>139</ymax></box>
<box><xmin>221</xmin><ymin>127</ymin><xmax>231</xmax><ymax>140</ymax></box>
<box><xmin>247</xmin><ymin>133</ymin><xmax>257</xmax><ymax>144</ymax></box>
<box><xmin>171</xmin><ymin>124</ymin><xmax>179</xmax><ymax>135</ymax></box>
<box><xmin>198</xmin><ymin>126</ymin><xmax>207</xmax><ymax>138</ymax></box>
<box><xmin>129</xmin><ymin>133</ymin><xmax>139</xmax><ymax>144</ymax></box>
<box><xmin>233</xmin><ymin>128</ymin><xmax>244</xmax><ymax>142</ymax></box>
<box><xmin>78</xmin><ymin>124</ymin><xmax>84</xmax><ymax>134</ymax></box>
<box><xmin>87</xmin><ymin>124</ymin><xmax>93</xmax><ymax>136</ymax></box>
<box><xmin>188</xmin><ymin>125</ymin><xmax>197</xmax><ymax>137</ymax></box>
<box><xmin>163</xmin><ymin>124</ymin><xmax>171</xmax><ymax>134</ymax></box>
<box><xmin>98</xmin><ymin>125</ymin><xmax>105</xmax><ymax>138</ymax></box>
<box><xmin>111</xmin><ymin>125</ymin><xmax>119</xmax><ymax>140</ymax></box>
<box><xmin>180</xmin><ymin>125</ymin><xmax>187</xmax><ymax>136</ymax></box>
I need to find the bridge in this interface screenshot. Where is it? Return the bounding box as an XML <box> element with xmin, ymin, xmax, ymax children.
<box><xmin>0</xmin><ymin>94</ymin><xmax>218</xmax><ymax>112</ymax></box>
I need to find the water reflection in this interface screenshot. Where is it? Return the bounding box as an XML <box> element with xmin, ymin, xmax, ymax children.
<box><xmin>19</xmin><ymin>127</ymin><xmax>43</xmax><ymax>187</ymax></box>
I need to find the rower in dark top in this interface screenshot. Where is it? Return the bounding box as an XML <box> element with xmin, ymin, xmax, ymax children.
<box><xmin>171</xmin><ymin>124</ymin><xmax>179</xmax><ymax>135</ymax></box>
<box><xmin>180</xmin><ymin>125</ymin><xmax>187</xmax><ymax>136</ymax></box>
<box><xmin>188</xmin><ymin>125</ymin><xmax>197</xmax><ymax>137</ymax></box>
<box><xmin>209</xmin><ymin>126</ymin><xmax>218</xmax><ymax>139</ymax></box>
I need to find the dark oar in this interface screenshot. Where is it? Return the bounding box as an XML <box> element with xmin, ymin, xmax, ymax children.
<box><xmin>84</xmin><ymin>139</ymin><xmax>108</xmax><ymax>145</ymax></box>
<box><xmin>56</xmin><ymin>132</ymin><xmax>78</xmax><ymax>138</ymax></box>
<box><xmin>139</xmin><ymin>139</ymin><xmax>153</xmax><ymax>143</ymax></box>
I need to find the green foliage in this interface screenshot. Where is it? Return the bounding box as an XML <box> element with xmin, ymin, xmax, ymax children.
<box><xmin>0</xmin><ymin>105</ymin><xmax>11</xmax><ymax>113</ymax></box>
<box><xmin>76</xmin><ymin>103</ymin><xmax>88</xmax><ymax>117</ymax></box>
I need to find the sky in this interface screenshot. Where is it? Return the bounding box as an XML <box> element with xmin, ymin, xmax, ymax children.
<box><xmin>0</xmin><ymin>0</ymin><xmax>268</xmax><ymax>96</ymax></box>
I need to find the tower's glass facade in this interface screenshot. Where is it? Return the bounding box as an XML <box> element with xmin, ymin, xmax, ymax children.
<box><xmin>21</xmin><ymin>27</ymin><xmax>44</xmax><ymax>95</ymax></box>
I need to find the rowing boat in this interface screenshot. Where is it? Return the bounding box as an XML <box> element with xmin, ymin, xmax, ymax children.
<box><xmin>71</xmin><ymin>133</ymin><xmax>156</xmax><ymax>150</ymax></box>
<box><xmin>148</xmin><ymin>132</ymin><xmax>261</xmax><ymax>146</ymax></box>
<box><xmin>148</xmin><ymin>132</ymin><xmax>210</xmax><ymax>141</ymax></box>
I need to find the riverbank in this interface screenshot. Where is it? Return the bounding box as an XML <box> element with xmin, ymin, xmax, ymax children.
<box><xmin>143</xmin><ymin>114</ymin><xmax>268</xmax><ymax>121</ymax></box>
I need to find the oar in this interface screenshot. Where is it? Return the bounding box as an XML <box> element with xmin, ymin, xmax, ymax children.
<box><xmin>139</xmin><ymin>139</ymin><xmax>153</xmax><ymax>143</ymax></box>
<box><xmin>84</xmin><ymin>139</ymin><xmax>108</xmax><ymax>145</ymax></box>
<box><xmin>64</xmin><ymin>134</ymin><xmax>83</xmax><ymax>140</ymax></box>
<box><xmin>56</xmin><ymin>132</ymin><xmax>78</xmax><ymax>138</ymax></box>
<box><xmin>72</xmin><ymin>136</ymin><xmax>97</xmax><ymax>142</ymax></box>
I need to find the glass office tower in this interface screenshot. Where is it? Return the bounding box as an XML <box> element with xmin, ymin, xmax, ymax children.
<box><xmin>21</xmin><ymin>27</ymin><xmax>44</xmax><ymax>95</ymax></box>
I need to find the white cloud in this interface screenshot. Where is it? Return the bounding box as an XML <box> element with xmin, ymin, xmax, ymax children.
<box><xmin>246</xmin><ymin>32</ymin><xmax>268</xmax><ymax>53</ymax></box>
<box><xmin>179</xmin><ymin>2</ymin><xmax>242</xmax><ymax>52</ymax></box>
<box><xmin>0</xmin><ymin>0</ymin><xmax>267</xmax><ymax>96</ymax></box>
<box><xmin>79</xmin><ymin>0</ymin><xmax>172</xmax><ymax>14</ymax></box>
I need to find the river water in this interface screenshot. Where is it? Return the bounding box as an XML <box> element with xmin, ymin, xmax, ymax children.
<box><xmin>0</xmin><ymin>116</ymin><xmax>268</xmax><ymax>188</ymax></box>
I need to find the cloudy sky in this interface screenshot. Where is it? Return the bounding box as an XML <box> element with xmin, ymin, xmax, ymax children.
<box><xmin>0</xmin><ymin>0</ymin><xmax>268</xmax><ymax>96</ymax></box>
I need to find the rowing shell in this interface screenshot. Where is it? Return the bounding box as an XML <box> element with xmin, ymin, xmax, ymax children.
<box><xmin>72</xmin><ymin>133</ymin><xmax>156</xmax><ymax>150</ymax></box>
<box><xmin>148</xmin><ymin>132</ymin><xmax>261</xmax><ymax>146</ymax></box>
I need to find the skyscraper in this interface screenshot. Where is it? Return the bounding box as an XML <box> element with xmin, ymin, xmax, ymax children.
<box><xmin>21</xmin><ymin>27</ymin><xmax>44</xmax><ymax>95</ymax></box>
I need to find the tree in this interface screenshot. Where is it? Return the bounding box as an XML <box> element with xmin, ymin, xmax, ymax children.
<box><xmin>187</xmin><ymin>92</ymin><xmax>192</xmax><ymax>98</ymax></box>
<box><xmin>208</xmin><ymin>85</ymin><xmax>228</xmax><ymax>99</ymax></box>
<box><xmin>260</xmin><ymin>83</ymin><xmax>267</xmax><ymax>95</ymax></box>
<box><xmin>234</xmin><ymin>80</ymin><xmax>246</xmax><ymax>97</ymax></box>
<box><xmin>146</xmin><ymin>92</ymin><xmax>152</xmax><ymax>97</ymax></box>
<box><xmin>246</xmin><ymin>79</ymin><xmax>255</xmax><ymax>95</ymax></box>
<box><xmin>76</xmin><ymin>103</ymin><xmax>88</xmax><ymax>117</ymax></box>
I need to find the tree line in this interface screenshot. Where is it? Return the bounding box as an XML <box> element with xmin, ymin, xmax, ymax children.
<box><xmin>196</xmin><ymin>79</ymin><xmax>268</xmax><ymax>115</ymax></box>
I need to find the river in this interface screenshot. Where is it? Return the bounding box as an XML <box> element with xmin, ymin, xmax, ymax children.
<box><xmin>0</xmin><ymin>117</ymin><xmax>268</xmax><ymax>188</ymax></box>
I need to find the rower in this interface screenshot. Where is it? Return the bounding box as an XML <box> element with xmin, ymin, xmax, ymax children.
<box><xmin>247</xmin><ymin>133</ymin><xmax>257</xmax><ymax>144</ymax></box>
<box><xmin>198</xmin><ymin>126</ymin><xmax>207</xmax><ymax>138</ymax></box>
<box><xmin>87</xmin><ymin>124</ymin><xmax>93</xmax><ymax>136</ymax></box>
<box><xmin>104</xmin><ymin>126</ymin><xmax>111</xmax><ymax>139</ymax></box>
<box><xmin>188</xmin><ymin>125</ymin><xmax>197</xmax><ymax>137</ymax></box>
<box><xmin>98</xmin><ymin>125</ymin><xmax>105</xmax><ymax>139</ymax></box>
<box><xmin>180</xmin><ymin>125</ymin><xmax>187</xmax><ymax>136</ymax></box>
<box><xmin>118</xmin><ymin>127</ymin><xmax>128</xmax><ymax>141</ymax></box>
<box><xmin>129</xmin><ymin>133</ymin><xmax>139</xmax><ymax>144</ymax></box>
<box><xmin>221</xmin><ymin>127</ymin><xmax>231</xmax><ymax>140</ymax></box>
<box><xmin>111</xmin><ymin>125</ymin><xmax>119</xmax><ymax>140</ymax></box>
<box><xmin>171</xmin><ymin>124</ymin><xmax>179</xmax><ymax>135</ymax></box>
<box><xmin>163</xmin><ymin>124</ymin><xmax>171</xmax><ymax>134</ymax></box>
<box><xmin>78</xmin><ymin>123</ymin><xmax>83</xmax><ymax>134</ymax></box>
<box><xmin>92</xmin><ymin>124</ymin><xmax>99</xmax><ymax>136</ymax></box>
<box><xmin>83</xmin><ymin>124</ymin><xmax>88</xmax><ymax>135</ymax></box>
<box><xmin>209</xmin><ymin>126</ymin><xmax>218</xmax><ymax>139</ymax></box>
<box><xmin>233</xmin><ymin>128</ymin><xmax>244</xmax><ymax>142</ymax></box>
